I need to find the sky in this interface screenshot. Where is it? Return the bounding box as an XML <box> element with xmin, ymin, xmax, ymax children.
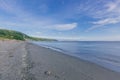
<box><xmin>0</xmin><ymin>0</ymin><xmax>120</xmax><ymax>41</ymax></box>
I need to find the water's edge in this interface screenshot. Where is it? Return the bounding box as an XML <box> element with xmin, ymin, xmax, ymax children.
<box><xmin>31</xmin><ymin>41</ymin><xmax>120</xmax><ymax>73</ymax></box>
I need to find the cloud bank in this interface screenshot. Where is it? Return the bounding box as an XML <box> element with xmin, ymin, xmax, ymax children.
<box><xmin>50</xmin><ymin>23</ymin><xmax>77</xmax><ymax>31</ymax></box>
<box><xmin>87</xmin><ymin>0</ymin><xmax>120</xmax><ymax>31</ymax></box>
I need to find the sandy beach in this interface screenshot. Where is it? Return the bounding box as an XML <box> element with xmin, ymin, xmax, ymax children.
<box><xmin>0</xmin><ymin>40</ymin><xmax>120</xmax><ymax>80</ymax></box>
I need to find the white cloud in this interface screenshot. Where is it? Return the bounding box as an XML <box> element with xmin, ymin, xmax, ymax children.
<box><xmin>106</xmin><ymin>0</ymin><xmax>120</xmax><ymax>12</ymax></box>
<box><xmin>48</xmin><ymin>23</ymin><xmax>77</xmax><ymax>31</ymax></box>
<box><xmin>87</xmin><ymin>17</ymin><xmax>120</xmax><ymax>31</ymax></box>
<box><xmin>86</xmin><ymin>17</ymin><xmax>120</xmax><ymax>32</ymax></box>
<box><xmin>81</xmin><ymin>0</ymin><xmax>120</xmax><ymax>31</ymax></box>
<box><xmin>92</xmin><ymin>17</ymin><xmax>120</xmax><ymax>25</ymax></box>
<box><xmin>106</xmin><ymin>2</ymin><xmax>118</xmax><ymax>12</ymax></box>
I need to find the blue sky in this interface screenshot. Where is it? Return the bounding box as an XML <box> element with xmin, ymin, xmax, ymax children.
<box><xmin>0</xmin><ymin>0</ymin><xmax>120</xmax><ymax>41</ymax></box>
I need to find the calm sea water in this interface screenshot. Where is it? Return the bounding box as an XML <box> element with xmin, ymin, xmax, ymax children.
<box><xmin>32</xmin><ymin>41</ymin><xmax>120</xmax><ymax>72</ymax></box>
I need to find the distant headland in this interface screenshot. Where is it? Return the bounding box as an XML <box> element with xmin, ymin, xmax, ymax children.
<box><xmin>0</xmin><ymin>29</ymin><xmax>57</xmax><ymax>41</ymax></box>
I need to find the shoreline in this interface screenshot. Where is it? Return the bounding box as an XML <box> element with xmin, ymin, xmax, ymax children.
<box><xmin>0</xmin><ymin>40</ymin><xmax>120</xmax><ymax>80</ymax></box>
<box><xmin>27</xmin><ymin>42</ymin><xmax>120</xmax><ymax>80</ymax></box>
<box><xmin>32</xmin><ymin>41</ymin><xmax>120</xmax><ymax>73</ymax></box>
<box><xmin>31</xmin><ymin>42</ymin><xmax>120</xmax><ymax>72</ymax></box>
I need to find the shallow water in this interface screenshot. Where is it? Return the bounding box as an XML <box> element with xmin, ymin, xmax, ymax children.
<box><xmin>32</xmin><ymin>41</ymin><xmax>120</xmax><ymax>72</ymax></box>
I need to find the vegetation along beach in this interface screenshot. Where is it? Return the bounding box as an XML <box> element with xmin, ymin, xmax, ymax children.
<box><xmin>0</xmin><ymin>0</ymin><xmax>120</xmax><ymax>80</ymax></box>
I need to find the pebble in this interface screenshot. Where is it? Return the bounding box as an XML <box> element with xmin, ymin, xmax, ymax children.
<box><xmin>44</xmin><ymin>71</ymin><xmax>52</xmax><ymax>76</ymax></box>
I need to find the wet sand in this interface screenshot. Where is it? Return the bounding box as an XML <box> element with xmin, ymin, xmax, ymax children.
<box><xmin>0</xmin><ymin>40</ymin><xmax>120</xmax><ymax>80</ymax></box>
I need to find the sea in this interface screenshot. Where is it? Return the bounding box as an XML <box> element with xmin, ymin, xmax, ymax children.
<box><xmin>32</xmin><ymin>41</ymin><xmax>120</xmax><ymax>72</ymax></box>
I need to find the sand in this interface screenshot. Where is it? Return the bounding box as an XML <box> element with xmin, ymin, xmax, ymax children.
<box><xmin>0</xmin><ymin>40</ymin><xmax>120</xmax><ymax>80</ymax></box>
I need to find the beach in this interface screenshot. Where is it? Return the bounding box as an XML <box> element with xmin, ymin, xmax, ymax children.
<box><xmin>0</xmin><ymin>40</ymin><xmax>120</xmax><ymax>80</ymax></box>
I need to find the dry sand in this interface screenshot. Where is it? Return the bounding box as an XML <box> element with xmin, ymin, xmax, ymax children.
<box><xmin>0</xmin><ymin>40</ymin><xmax>120</xmax><ymax>80</ymax></box>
